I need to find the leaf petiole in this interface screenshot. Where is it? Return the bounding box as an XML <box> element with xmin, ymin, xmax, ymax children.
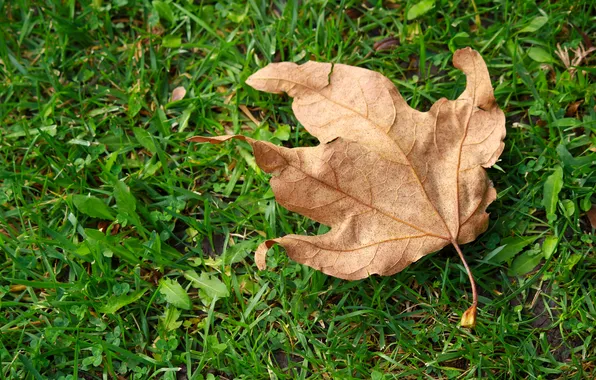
<box><xmin>452</xmin><ymin>240</ymin><xmax>478</xmax><ymax>328</ymax></box>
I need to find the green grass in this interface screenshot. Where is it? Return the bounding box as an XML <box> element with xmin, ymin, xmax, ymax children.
<box><xmin>1</xmin><ymin>0</ymin><xmax>595</xmax><ymax>378</ymax></box>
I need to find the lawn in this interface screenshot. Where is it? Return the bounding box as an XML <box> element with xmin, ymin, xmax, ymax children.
<box><xmin>1</xmin><ymin>0</ymin><xmax>595</xmax><ymax>379</ymax></box>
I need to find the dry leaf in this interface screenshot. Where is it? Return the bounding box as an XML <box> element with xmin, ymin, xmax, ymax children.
<box><xmin>565</xmin><ymin>100</ymin><xmax>583</xmax><ymax>117</ymax></box>
<box><xmin>171</xmin><ymin>86</ymin><xmax>186</xmax><ymax>102</ymax></box>
<box><xmin>190</xmin><ymin>48</ymin><xmax>505</xmax><ymax>325</ymax></box>
<box><xmin>374</xmin><ymin>37</ymin><xmax>399</xmax><ymax>52</ymax></box>
<box><xmin>344</xmin><ymin>8</ymin><xmax>362</xmax><ymax>19</ymax></box>
<box><xmin>587</xmin><ymin>206</ymin><xmax>596</xmax><ymax>230</ymax></box>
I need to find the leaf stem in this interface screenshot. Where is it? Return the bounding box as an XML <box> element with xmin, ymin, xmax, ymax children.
<box><xmin>452</xmin><ymin>240</ymin><xmax>477</xmax><ymax>307</ymax></box>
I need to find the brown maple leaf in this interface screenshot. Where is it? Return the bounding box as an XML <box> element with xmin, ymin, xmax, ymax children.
<box><xmin>190</xmin><ymin>48</ymin><xmax>505</xmax><ymax>327</ymax></box>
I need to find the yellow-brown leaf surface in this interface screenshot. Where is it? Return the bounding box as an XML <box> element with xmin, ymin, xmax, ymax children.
<box><xmin>190</xmin><ymin>47</ymin><xmax>505</xmax><ymax>280</ymax></box>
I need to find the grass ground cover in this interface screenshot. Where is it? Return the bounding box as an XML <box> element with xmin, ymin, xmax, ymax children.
<box><xmin>1</xmin><ymin>0</ymin><xmax>595</xmax><ymax>378</ymax></box>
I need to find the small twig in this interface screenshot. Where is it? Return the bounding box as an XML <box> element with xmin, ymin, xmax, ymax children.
<box><xmin>529</xmin><ymin>281</ymin><xmax>544</xmax><ymax>309</ymax></box>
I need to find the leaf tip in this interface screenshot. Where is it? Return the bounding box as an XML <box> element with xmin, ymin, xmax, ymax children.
<box><xmin>245</xmin><ymin>61</ymin><xmax>331</xmax><ymax>95</ymax></box>
<box><xmin>255</xmin><ymin>245</ymin><xmax>267</xmax><ymax>270</ymax></box>
<box><xmin>453</xmin><ymin>46</ymin><xmax>476</xmax><ymax>60</ymax></box>
<box><xmin>460</xmin><ymin>304</ymin><xmax>477</xmax><ymax>328</ymax></box>
<box><xmin>187</xmin><ymin>135</ymin><xmax>249</xmax><ymax>144</ymax></box>
<box><xmin>187</xmin><ymin>136</ymin><xmax>212</xmax><ymax>143</ymax></box>
<box><xmin>245</xmin><ymin>73</ymin><xmax>258</xmax><ymax>89</ymax></box>
<box><xmin>453</xmin><ymin>47</ymin><xmax>498</xmax><ymax>110</ymax></box>
<box><xmin>453</xmin><ymin>47</ymin><xmax>481</xmax><ymax>72</ymax></box>
<box><xmin>255</xmin><ymin>240</ymin><xmax>277</xmax><ymax>270</ymax></box>
<box><xmin>245</xmin><ymin>64</ymin><xmax>291</xmax><ymax>93</ymax></box>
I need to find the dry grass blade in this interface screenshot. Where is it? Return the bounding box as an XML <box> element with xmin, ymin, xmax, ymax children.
<box><xmin>555</xmin><ymin>42</ymin><xmax>596</xmax><ymax>78</ymax></box>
